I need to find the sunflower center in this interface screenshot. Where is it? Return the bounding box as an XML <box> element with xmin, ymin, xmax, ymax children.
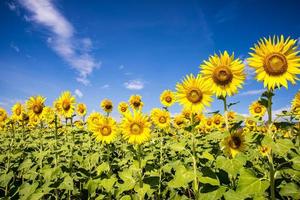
<box><xmin>254</xmin><ymin>106</ymin><xmax>262</xmax><ymax>113</ymax></box>
<box><xmin>176</xmin><ymin>120</ymin><xmax>183</xmax><ymax>126</ymax></box>
<box><xmin>130</xmin><ymin>123</ymin><xmax>142</xmax><ymax>135</ymax></box>
<box><xmin>105</xmin><ymin>105</ymin><xmax>112</xmax><ymax>110</ymax></box>
<box><xmin>212</xmin><ymin>66</ymin><xmax>233</xmax><ymax>86</ymax></box>
<box><xmin>101</xmin><ymin>126</ymin><xmax>112</xmax><ymax>136</ymax></box>
<box><xmin>261</xmin><ymin>146</ymin><xmax>268</xmax><ymax>153</ymax></box>
<box><xmin>207</xmin><ymin>121</ymin><xmax>212</xmax><ymax>126</ymax></box>
<box><xmin>22</xmin><ymin>113</ymin><xmax>29</xmax><ymax>121</ymax></box>
<box><xmin>16</xmin><ymin>107</ymin><xmax>21</xmax><ymax>116</ymax></box>
<box><xmin>187</xmin><ymin>89</ymin><xmax>203</xmax><ymax>103</ymax></box>
<box><xmin>133</xmin><ymin>102</ymin><xmax>141</xmax><ymax>108</ymax></box>
<box><xmin>62</xmin><ymin>101</ymin><xmax>71</xmax><ymax>111</ymax></box>
<box><xmin>0</xmin><ymin>111</ymin><xmax>3</xmax><ymax>116</ymax></box>
<box><xmin>121</xmin><ymin>107</ymin><xmax>127</xmax><ymax>112</ymax></box>
<box><xmin>165</xmin><ymin>96</ymin><xmax>172</xmax><ymax>103</ymax></box>
<box><xmin>229</xmin><ymin>136</ymin><xmax>241</xmax><ymax>149</ymax></box>
<box><xmin>33</xmin><ymin>105</ymin><xmax>43</xmax><ymax>114</ymax></box>
<box><xmin>215</xmin><ymin>119</ymin><xmax>220</xmax><ymax>125</ymax></box>
<box><xmin>264</xmin><ymin>53</ymin><xmax>288</xmax><ymax>76</ymax></box>
<box><xmin>159</xmin><ymin>116</ymin><xmax>167</xmax><ymax>124</ymax></box>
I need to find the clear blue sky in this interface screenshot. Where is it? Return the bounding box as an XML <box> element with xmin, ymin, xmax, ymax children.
<box><xmin>1</xmin><ymin>0</ymin><xmax>300</xmax><ymax>118</ymax></box>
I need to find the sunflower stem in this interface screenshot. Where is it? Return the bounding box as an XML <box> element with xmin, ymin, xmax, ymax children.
<box><xmin>222</xmin><ymin>96</ymin><xmax>229</xmax><ymax>132</ymax></box>
<box><xmin>137</xmin><ymin>144</ymin><xmax>143</xmax><ymax>188</ymax></box>
<box><xmin>190</xmin><ymin>115</ymin><xmax>199</xmax><ymax>199</ymax></box>
<box><xmin>158</xmin><ymin>130</ymin><xmax>164</xmax><ymax>199</ymax></box>
<box><xmin>267</xmin><ymin>90</ymin><xmax>273</xmax><ymax>125</ymax></box>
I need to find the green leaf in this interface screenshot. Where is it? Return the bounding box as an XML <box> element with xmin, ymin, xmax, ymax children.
<box><xmin>18</xmin><ymin>159</ymin><xmax>33</xmax><ymax>171</ymax></box>
<box><xmin>168</xmin><ymin>165</ymin><xmax>194</xmax><ymax>188</ymax></box>
<box><xmin>216</xmin><ymin>155</ymin><xmax>246</xmax><ymax>177</ymax></box>
<box><xmin>85</xmin><ymin>179</ymin><xmax>101</xmax><ymax>197</ymax></box>
<box><xmin>119</xmin><ymin>195</ymin><xmax>131</xmax><ymax>200</ymax></box>
<box><xmin>291</xmin><ymin>156</ymin><xmax>300</xmax><ymax>170</ymax></box>
<box><xmin>236</xmin><ymin>168</ymin><xmax>269</xmax><ymax>197</ymax></box>
<box><xmin>279</xmin><ymin>182</ymin><xmax>300</xmax><ymax>199</ymax></box>
<box><xmin>117</xmin><ymin>170</ymin><xmax>136</xmax><ymax>196</ymax></box>
<box><xmin>169</xmin><ymin>142</ymin><xmax>186</xmax><ymax>152</ymax></box>
<box><xmin>224</xmin><ymin>189</ymin><xmax>248</xmax><ymax>200</ymax></box>
<box><xmin>134</xmin><ymin>183</ymin><xmax>154</xmax><ymax>199</ymax></box>
<box><xmin>19</xmin><ymin>182</ymin><xmax>39</xmax><ymax>200</ymax></box>
<box><xmin>201</xmin><ymin>186</ymin><xmax>226</xmax><ymax>200</ymax></box>
<box><xmin>0</xmin><ymin>171</ymin><xmax>13</xmax><ymax>187</ymax></box>
<box><xmin>59</xmin><ymin>175</ymin><xmax>74</xmax><ymax>191</ymax></box>
<box><xmin>96</xmin><ymin>162</ymin><xmax>110</xmax><ymax>176</ymax></box>
<box><xmin>201</xmin><ymin>151</ymin><xmax>214</xmax><ymax>161</ymax></box>
<box><xmin>272</xmin><ymin>139</ymin><xmax>294</xmax><ymax>156</ymax></box>
<box><xmin>100</xmin><ymin>176</ymin><xmax>117</xmax><ymax>193</ymax></box>
<box><xmin>198</xmin><ymin>176</ymin><xmax>219</xmax><ymax>186</ymax></box>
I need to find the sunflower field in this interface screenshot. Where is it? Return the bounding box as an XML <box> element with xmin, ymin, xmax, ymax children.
<box><xmin>1</xmin><ymin>36</ymin><xmax>300</xmax><ymax>200</ymax></box>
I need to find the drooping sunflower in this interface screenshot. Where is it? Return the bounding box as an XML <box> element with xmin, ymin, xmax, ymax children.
<box><xmin>249</xmin><ymin>101</ymin><xmax>266</xmax><ymax>118</ymax></box>
<box><xmin>129</xmin><ymin>95</ymin><xmax>143</xmax><ymax>110</ymax></box>
<box><xmin>248</xmin><ymin>36</ymin><xmax>300</xmax><ymax>90</ymax></box>
<box><xmin>150</xmin><ymin>108</ymin><xmax>171</xmax><ymax>130</ymax></box>
<box><xmin>87</xmin><ymin>112</ymin><xmax>103</xmax><ymax>131</ymax></box>
<box><xmin>12</xmin><ymin>102</ymin><xmax>25</xmax><ymax>121</ymax></box>
<box><xmin>90</xmin><ymin>117</ymin><xmax>118</xmax><ymax>144</ymax></box>
<box><xmin>176</xmin><ymin>74</ymin><xmax>213</xmax><ymax>113</ymax></box>
<box><xmin>56</xmin><ymin>91</ymin><xmax>76</xmax><ymax>118</ymax></box>
<box><xmin>77</xmin><ymin>103</ymin><xmax>87</xmax><ymax>117</ymax></box>
<box><xmin>0</xmin><ymin>107</ymin><xmax>8</xmax><ymax>123</ymax></box>
<box><xmin>200</xmin><ymin>51</ymin><xmax>246</xmax><ymax>97</ymax></box>
<box><xmin>101</xmin><ymin>99</ymin><xmax>113</xmax><ymax>113</ymax></box>
<box><xmin>173</xmin><ymin>114</ymin><xmax>186</xmax><ymax>129</ymax></box>
<box><xmin>26</xmin><ymin>96</ymin><xmax>46</xmax><ymax>120</ymax></box>
<box><xmin>160</xmin><ymin>90</ymin><xmax>175</xmax><ymax>107</ymax></box>
<box><xmin>121</xmin><ymin>111</ymin><xmax>151</xmax><ymax>144</ymax></box>
<box><xmin>222</xmin><ymin>131</ymin><xmax>246</xmax><ymax>158</ymax></box>
<box><xmin>118</xmin><ymin>102</ymin><xmax>129</xmax><ymax>115</ymax></box>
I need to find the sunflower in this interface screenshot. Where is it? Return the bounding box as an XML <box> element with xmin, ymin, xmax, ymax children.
<box><xmin>87</xmin><ymin>112</ymin><xmax>103</xmax><ymax>131</ymax></box>
<box><xmin>150</xmin><ymin>108</ymin><xmax>171</xmax><ymax>130</ymax></box>
<box><xmin>212</xmin><ymin>114</ymin><xmax>224</xmax><ymax>129</ymax></box>
<box><xmin>194</xmin><ymin>113</ymin><xmax>205</xmax><ymax>124</ymax></box>
<box><xmin>176</xmin><ymin>74</ymin><xmax>213</xmax><ymax>113</ymax></box>
<box><xmin>160</xmin><ymin>90</ymin><xmax>175</xmax><ymax>107</ymax></box>
<box><xmin>129</xmin><ymin>95</ymin><xmax>143</xmax><ymax>110</ymax></box>
<box><xmin>118</xmin><ymin>102</ymin><xmax>129</xmax><ymax>115</ymax></box>
<box><xmin>227</xmin><ymin>111</ymin><xmax>236</xmax><ymax>122</ymax></box>
<box><xmin>121</xmin><ymin>111</ymin><xmax>151</xmax><ymax>144</ymax></box>
<box><xmin>173</xmin><ymin>114</ymin><xmax>186</xmax><ymax>129</ymax></box>
<box><xmin>245</xmin><ymin>118</ymin><xmax>256</xmax><ymax>129</ymax></box>
<box><xmin>0</xmin><ymin>107</ymin><xmax>8</xmax><ymax>123</ymax></box>
<box><xmin>248</xmin><ymin>36</ymin><xmax>300</xmax><ymax>90</ymax></box>
<box><xmin>26</xmin><ymin>96</ymin><xmax>46</xmax><ymax>120</ymax></box>
<box><xmin>101</xmin><ymin>99</ymin><xmax>113</xmax><ymax>113</ymax></box>
<box><xmin>181</xmin><ymin>108</ymin><xmax>192</xmax><ymax>120</ymax></box>
<box><xmin>91</xmin><ymin>117</ymin><xmax>118</xmax><ymax>144</ymax></box>
<box><xmin>12</xmin><ymin>102</ymin><xmax>25</xmax><ymax>121</ymax></box>
<box><xmin>77</xmin><ymin>103</ymin><xmax>87</xmax><ymax>117</ymax></box>
<box><xmin>222</xmin><ymin>131</ymin><xmax>246</xmax><ymax>158</ymax></box>
<box><xmin>249</xmin><ymin>101</ymin><xmax>266</xmax><ymax>118</ymax></box>
<box><xmin>42</xmin><ymin>106</ymin><xmax>55</xmax><ymax>125</ymax></box>
<box><xmin>74</xmin><ymin>120</ymin><xmax>85</xmax><ymax>129</ymax></box>
<box><xmin>259</xmin><ymin>145</ymin><xmax>271</xmax><ymax>157</ymax></box>
<box><xmin>291</xmin><ymin>90</ymin><xmax>300</xmax><ymax>117</ymax></box>
<box><xmin>56</xmin><ymin>91</ymin><xmax>76</xmax><ymax>118</ymax></box>
<box><xmin>200</xmin><ymin>51</ymin><xmax>246</xmax><ymax>97</ymax></box>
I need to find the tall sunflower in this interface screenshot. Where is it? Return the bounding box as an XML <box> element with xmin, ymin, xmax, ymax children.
<box><xmin>77</xmin><ymin>103</ymin><xmax>87</xmax><ymax>117</ymax></box>
<box><xmin>56</xmin><ymin>91</ymin><xmax>76</xmax><ymax>118</ymax></box>
<box><xmin>291</xmin><ymin>90</ymin><xmax>300</xmax><ymax>118</ymax></box>
<box><xmin>249</xmin><ymin>101</ymin><xmax>266</xmax><ymax>118</ymax></box>
<box><xmin>26</xmin><ymin>96</ymin><xmax>46</xmax><ymax>120</ymax></box>
<box><xmin>101</xmin><ymin>99</ymin><xmax>113</xmax><ymax>113</ymax></box>
<box><xmin>87</xmin><ymin>112</ymin><xmax>103</xmax><ymax>131</ymax></box>
<box><xmin>91</xmin><ymin>117</ymin><xmax>118</xmax><ymax>144</ymax></box>
<box><xmin>118</xmin><ymin>102</ymin><xmax>129</xmax><ymax>115</ymax></box>
<box><xmin>248</xmin><ymin>36</ymin><xmax>300</xmax><ymax>90</ymax></box>
<box><xmin>12</xmin><ymin>102</ymin><xmax>25</xmax><ymax>121</ymax></box>
<box><xmin>150</xmin><ymin>108</ymin><xmax>171</xmax><ymax>130</ymax></box>
<box><xmin>200</xmin><ymin>51</ymin><xmax>246</xmax><ymax>97</ymax></box>
<box><xmin>121</xmin><ymin>111</ymin><xmax>151</xmax><ymax>144</ymax></box>
<box><xmin>173</xmin><ymin>114</ymin><xmax>186</xmax><ymax>130</ymax></box>
<box><xmin>0</xmin><ymin>107</ymin><xmax>8</xmax><ymax>123</ymax></box>
<box><xmin>222</xmin><ymin>131</ymin><xmax>246</xmax><ymax>158</ymax></box>
<box><xmin>176</xmin><ymin>74</ymin><xmax>213</xmax><ymax>113</ymax></box>
<box><xmin>129</xmin><ymin>95</ymin><xmax>144</xmax><ymax>111</ymax></box>
<box><xmin>160</xmin><ymin>90</ymin><xmax>175</xmax><ymax>107</ymax></box>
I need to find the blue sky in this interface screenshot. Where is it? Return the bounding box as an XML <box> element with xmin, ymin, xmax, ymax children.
<box><xmin>1</xmin><ymin>0</ymin><xmax>300</xmax><ymax>118</ymax></box>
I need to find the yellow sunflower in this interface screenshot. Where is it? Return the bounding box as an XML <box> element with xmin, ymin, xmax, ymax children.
<box><xmin>222</xmin><ymin>131</ymin><xmax>246</xmax><ymax>158</ymax></box>
<box><xmin>74</xmin><ymin>120</ymin><xmax>85</xmax><ymax>129</ymax></box>
<box><xmin>129</xmin><ymin>95</ymin><xmax>143</xmax><ymax>110</ymax></box>
<box><xmin>90</xmin><ymin>117</ymin><xmax>118</xmax><ymax>143</ymax></box>
<box><xmin>118</xmin><ymin>102</ymin><xmax>129</xmax><ymax>115</ymax></box>
<box><xmin>176</xmin><ymin>74</ymin><xmax>213</xmax><ymax>113</ymax></box>
<box><xmin>26</xmin><ymin>96</ymin><xmax>46</xmax><ymax>120</ymax></box>
<box><xmin>245</xmin><ymin>118</ymin><xmax>256</xmax><ymax>129</ymax></box>
<box><xmin>291</xmin><ymin>90</ymin><xmax>300</xmax><ymax>117</ymax></box>
<box><xmin>248</xmin><ymin>36</ymin><xmax>300</xmax><ymax>90</ymax></box>
<box><xmin>0</xmin><ymin>107</ymin><xmax>8</xmax><ymax>123</ymax></box>
<box><xmin>259</xmin><ymin>145</ymin><xmax>271</xmax><ymax>157</ymax></box>
<box><xmin>200</xmin><ymin>51</ymin><xmax>246</xmax><ymax>97</ymax></box>
<box><xmin>227</xmin><ymin>111</ymin><xmax>236</xmax><ymax>122</ymax></box>
<box><xmin>181</xmin><ymin>108</ymin><xmax>192</xmax><ymax>120</ymax></box>
<box><xmin>212</xmin><ymin>114</ymin><xmax>224</xmax><ymax>129</ymax></box>
<box><xmin>87</xmin><ymin>112</ymin><xmax>103</xmax><ymax>131</ymax></box>
<box><xmin>194</xmin><ymin>113</ymin><xmax>205</xmax><ymax>124</ymax></box>
<box><xmin>160</xmin><ymin>90</ymin><xmax>175</xmax><ymax>107</ymax></box>
<box><xmin>121</xmin><ymin>111</ymin><xmax>151</xmax><ymax>144</ymax></box>
<box><xmin>249</xmin><ymin>101</ymin><xmax>266</xmax><ymax>118</ymax></box>
<box><xmin>173</xmin><ymin>114</ymin><xmax>186</xmax><ymax>129</ymax></box>
<box><xmin>77</xmin><ymin>103</ymin><xmax>87</xmax><ymax>117</ymax></box>
<box><xmin>42</xmin><ymin>106</ymin><xmax>55</xmax><ymax>125</ymax></box>
<box><xmin>12</xmin><ymin>102</ymin><xmax>25</xmax><ymax>121</ymax></box>
<box><xmin>101</xmin><ymin>99</ymin><xmax>113</xmax><ymax>113</ymax></box>
<box><xmin>56</xmin><ymin>91</ymin><xmax>76</xmax><ymax>118</ymax></box>
<box><xmin>150</xmin><ymin>108</ymin><xmax>171</xmax><ymax>130</ymax></box>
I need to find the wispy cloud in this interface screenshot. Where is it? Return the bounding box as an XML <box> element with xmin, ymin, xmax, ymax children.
<box><xmin>124</xmin><ymin>79</ymin><xmax>144</xmax><ymax>90</ymax></box>
<box><xmin>243</xmin><ymin>58</ymin><xmax>255</xmax><ymax>80</ymax></box>
<box><xmin>101</xmin><ymin>84</ymin><xmax>110</xmax><ymax>89</ymax></box>
<box><xmin>74</xmin><ymin>89</ymin><xmax>83</xmax><ymax>98</ymax></box>
<box><xmin>119</xmin><ymin>65</ymin><xmax>124</xmax><ymax>70</ymax></box>
<box><xmin>10</xmin><ymin>42</ymin><xmax>20</xmax><ymax>52</ymax></box>
<box><xmin>18</xmin><ymin>0</ymin><xmax>100</xmax><ymax>85</ymax></box>
<box><xmin>239</xmin><ymin>89</ymin><xmax>265</xmax><ymax>96</ymax></box>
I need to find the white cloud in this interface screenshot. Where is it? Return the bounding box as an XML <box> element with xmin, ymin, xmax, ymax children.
<box><xmin>119</xmin><ymin>65</ymin><xmax>124</xmax><ymax>70</ymax></box>
<box><xmin>18</xmin><ymin>0</ymin><xmax>100</xmax><ymax>85</ymax></box>
<box><xmin>10</xmin><ymin>43</ymin><xmax>20</xmax><ymax>52</ymax></box>
<box><xmin>239</xmin><ymin>89</ymin><xmax>265</xmax><ymax>96</ymax></box>
<box><xmin>124</xmin><ymin>79</ymin><xmax>144</xmax><ymax>90</ymax></box>
<box><xmin>74</xmin><ymin>89</ymin><xmax>83</xmax><ymax>98</ymax></box>
<box><xmin>8</xmin><ymin>2</ymin><xmax>17</xmax><ymax>11</ymax></box>
<box><xmin>101</xmin><ymin>84</ymin><xmax>110</xmax><ymax>89</ymax></box>
<box><xmin>243</xmin><ymin>58</ymin><xmax>255</xmax><ymax>80</ymax></box>
<box><xmin>263</xmin><ymin>105</ymin><xmax>290</xmax><ymax>121</ymax></box>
